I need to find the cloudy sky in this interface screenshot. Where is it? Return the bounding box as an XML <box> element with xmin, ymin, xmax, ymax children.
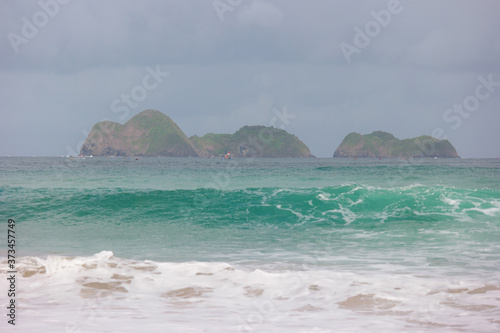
<box><xmin>1</xmin><ymin>0</ymin><xmax>499</xmax><ymax>157</ymax></box>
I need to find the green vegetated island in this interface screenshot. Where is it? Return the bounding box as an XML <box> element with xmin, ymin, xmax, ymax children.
<box><xmin>333</xmin><ymin>131</ymin><xmax>459</xmax><ymax>158</ymax></box>
<box><xmin>80</xmin><ymin>110</ymin><xmax>460</xmax><ymax>158</ymax></box>
<box><xmin>80</xmin><ymin>110</ymin><xmax>314</xmax><ymax>158</ymax></box>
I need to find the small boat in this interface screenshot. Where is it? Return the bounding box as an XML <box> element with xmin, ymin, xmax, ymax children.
<box><xmin>220</xmin><ymin>152</ymin><xmax>232</xmax><ymax>160</ymax></box>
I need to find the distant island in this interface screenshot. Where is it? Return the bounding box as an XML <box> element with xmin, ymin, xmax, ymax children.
<box><xmin>80</xmin><ymin>110</ymin><xmax>314</xmax><ymax>158</ymax></box>
<box><xmin>333</xmin><ymin>131</ymin><xmax>459</xmax><ymax>158</ymax></box>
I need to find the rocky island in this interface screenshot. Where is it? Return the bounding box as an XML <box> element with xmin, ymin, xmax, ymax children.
<box><xmin>80</xmin><ymin>110</ymin><xmax>198</xmax><ymax>157</ymax></box>
<box><xmin>333</xmin><ymin>131</ymin><xmax>459</xmax><ymax>158</ymax></box>
<box><xmin>80</xmin><ymin>110</ymin><xmax>314</xmax><ymax>158</ymax></box>
<box><xmin>190</xmin><ymin>125</ymin><xmax>314</xmax><ymax>158</ymax></box>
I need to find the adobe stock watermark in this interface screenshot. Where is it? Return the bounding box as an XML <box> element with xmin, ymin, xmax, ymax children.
<box><xmin>237</xmin><ymin>299</ymin><xmax>276</xmax><ymax>333</ymax></box>
<box><xmin>63</xmin><ymin>64</ymin><xmax>168</xmax><ymax>161</ymax></box>
<box><xmin>441</xmin><ymin>74</ymin><xmax>499</xmax><ymax>131</ymax></box>
<box><xmin>7</xmin><ymin>0</ymin><xmax>71</xmax><ymax>54</ymax></box>
<box><xmin>213</xmin><ymin>0</ymin><xmax>244</xmax><ymax>21</ymax></box>
<box><xmin>65</xmin><ymin>293</ymin><xmax>114</xmax><ymax>333</ymax></box>
<box><xmin>269</xmin><ymin>106</ymin><xmax>296</xmax><ymax>130</ymax></box>
<box><xmin>111</xmin><ymin>65</ymin><xmax>169</xmax><ymax>122</ymax></box>
<box><xmin>194</xmin><ymin>105</ymin><xmax>297</xmax><ymax>207</ymax></box>
<box><xmin>236</xmin><ymin>267</ymin><xmax>325</xmax><ymax>332</ymax></box>
<box><xmin>384</xmin><ymin>73</ymin><xmax>499</xmax><ymax>187</ymax></box>
<box><xmin>339</xmin><ymin>0</ymin><xmax>407</xmax><ymax>64</ymax></box>
<box><xmin>240</xmin><ymin>106</ymin><xmax>297</xmax><ymax>158</ymax></box>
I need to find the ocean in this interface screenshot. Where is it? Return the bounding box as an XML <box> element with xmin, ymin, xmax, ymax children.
<box><xmin>1</xmin><ymin>157</ymin><xmax>499</xmax><ymax>332</ymax></box>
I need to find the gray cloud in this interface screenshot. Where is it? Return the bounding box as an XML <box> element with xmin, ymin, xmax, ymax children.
<box><xmin>238</xmin><ymin>0</ymin><xmax>284</xmax><ymax>27</ymax></box>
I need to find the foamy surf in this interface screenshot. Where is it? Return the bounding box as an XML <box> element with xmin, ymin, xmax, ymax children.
<box><xmin>1</xmin><ymin>251</ymin><xmax>499</xmax><ymax>332</ymax></box>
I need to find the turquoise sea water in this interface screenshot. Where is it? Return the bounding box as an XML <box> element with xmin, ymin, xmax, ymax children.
<box><xmin>1</xmin><ymin>157</ymin><xmax>499</xmax><ymax>332</ymax></box>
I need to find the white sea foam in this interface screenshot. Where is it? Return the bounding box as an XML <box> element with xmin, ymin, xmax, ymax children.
<box><xmin>1</xmin><ymin>251</ymin><xmax>499</xmax><ymax>332</ymax></box>
<box><xmin>442</xmin><ymin>196</ymin><xmax>460</xmax><ymax>206</ymax></box>
<box><xmin>322</xmin><ymin>205</ymin><xmax>358</xmax><ymax>225</ymax></box>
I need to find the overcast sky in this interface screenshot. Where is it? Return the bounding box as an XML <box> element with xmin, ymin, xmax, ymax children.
<box><xmin>1</xmin><ymin>0</ymin><xmax>499</xmax><ymax>157</ymax></box>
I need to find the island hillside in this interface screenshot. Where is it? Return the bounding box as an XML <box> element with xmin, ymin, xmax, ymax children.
<box><xmin>80</xmin><ymin>110</ymin><xmax>198</xmax><ymax>157</ymax></box>
<box><xmin>80</xmin><ymin>110</ymin><xmax>314</xmax><ymax>157</ymax></box>
<box><xmin>190</xmin><ymin>125</ymin><xmax>314</xmax><ymax>158</ymax></box>
<box><xmin>333</xmin><ymin>131</ymin><xmax>459</xmax><ymax>158</ymax></box>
